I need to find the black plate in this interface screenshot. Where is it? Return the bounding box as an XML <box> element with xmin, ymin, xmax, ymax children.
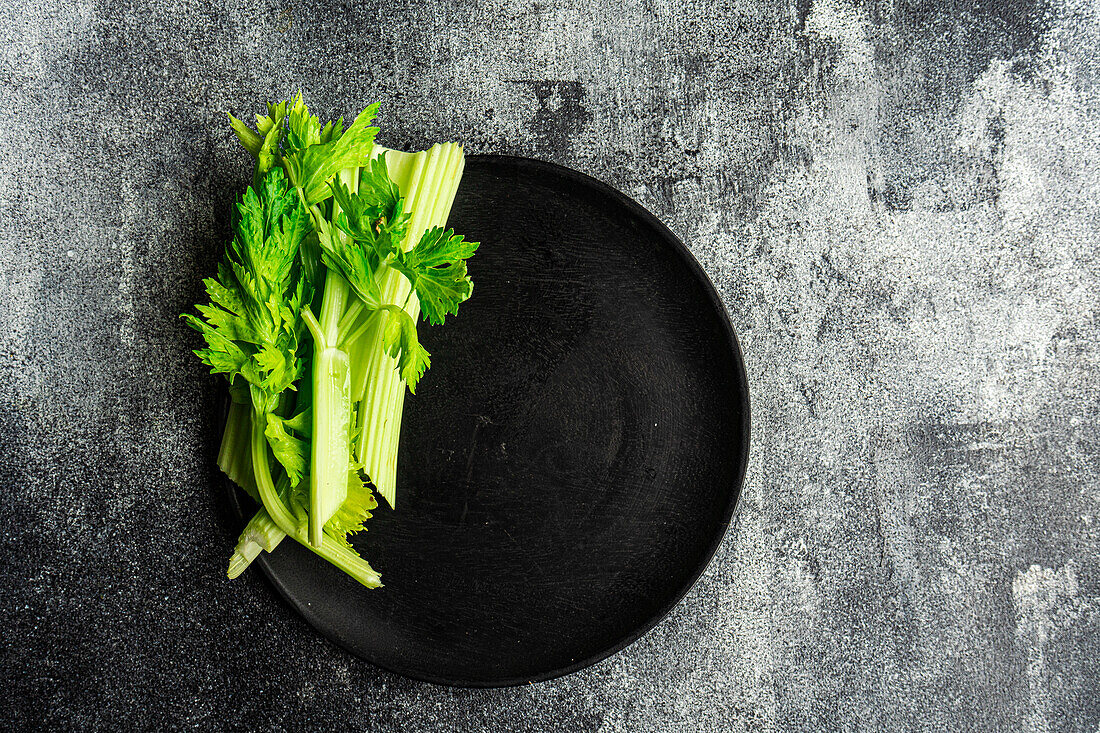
<box><xmin>227</xmin><ymin>155</ymin><xmax>750</xmax><ymax>687</ymax></box>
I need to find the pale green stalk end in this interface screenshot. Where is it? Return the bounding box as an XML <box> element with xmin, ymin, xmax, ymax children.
<box><xmin>228</xmin><ymin>541</ymin><xmax>262</xmax><ymax>579</ymax></box>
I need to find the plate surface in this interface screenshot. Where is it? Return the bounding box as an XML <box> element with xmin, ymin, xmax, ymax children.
<box><xmin>228</xmin><ymin>155</ymin><xmax>750</xmax><ymax>687</ymax></box>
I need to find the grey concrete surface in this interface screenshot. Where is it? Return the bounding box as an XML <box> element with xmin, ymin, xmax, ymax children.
<box><xmin>2</xmin><ymin>0</ymin><xmax>1099</xmax><ymax>730</ymax></box>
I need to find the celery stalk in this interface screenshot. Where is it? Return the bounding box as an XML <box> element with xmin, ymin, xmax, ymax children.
<box><xmin>251</xmin><ymin>411</ymin><xmax>381</xmax><ymax>588</ymax></box>
<box><xmin>218</xmin><ymin>399</ymin><xmax>257</xmax><ymax>501</ymax></box>
<box><xmin>355</xmin><ymin>143</ymin><xmax>466</xmax><ymax>508</ymax></box>
<box><xmin>308</xmin><ymin>342</ymin><xmax>350</xmax><ymax>546</ymax></box>
<box><xmin>227</xmin><ymin>505</ymin><xmax>285</xmax><ymax>578</ymax></box>
<box><xmin>190</xmin><ymin>99</ymin><xmax>480</xmax><ymax>589</ymax></box>
<box><xmin>305</xmin><ymin>166</ymin><xmax>359</xmax><ymax>546</ymax></box>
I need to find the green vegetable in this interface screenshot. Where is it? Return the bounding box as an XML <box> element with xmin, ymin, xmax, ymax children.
<box><xmin>185</xmin><ymin>94</ymin><xmax>477</xmax><ymax>587</ymax></box>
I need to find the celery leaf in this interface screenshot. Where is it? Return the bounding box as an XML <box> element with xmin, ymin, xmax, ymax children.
<box><xmin>391</xmin><ymin>227</ymin><xmax>479</xmax><ymax>326</ymax></box>
<box><xmin>316</xmin><ymin>218</ymin><xmax>382</xmax><ymax>308</ymax></box>
<box><xmin>380</xmin><ymin>305</ymin><xmax>431</xmax><ymax>392</ymax></box>
<box><xmin>184</xmin><ymin>166</ymin><xmax>311</xmax><ymax>416</ymax></box>
<box><xmin>284</xmin><ymin>104</ymin><xmax>380</xmax><ymax>205</ymax></box>
<box><xmin>264</xmin><ymin>415</ymin><xmax>309</xmax><ymax>487</ymax></box>
<box><xmin>324</xmin><ymin>469</ymin><xmax>379</xmax><ymax>545</ymax></box>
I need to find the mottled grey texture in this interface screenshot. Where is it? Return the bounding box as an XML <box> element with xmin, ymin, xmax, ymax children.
<box><xmin>2</xmin><ymin>0</ymin><xmax>1098</xmax><ymax>730</ymax></box>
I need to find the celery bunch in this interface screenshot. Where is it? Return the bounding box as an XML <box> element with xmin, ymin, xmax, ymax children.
<box><xmin>184</xmin><ymin>95</ymin><xmax>476</xmax><ymax>587</ymax></box>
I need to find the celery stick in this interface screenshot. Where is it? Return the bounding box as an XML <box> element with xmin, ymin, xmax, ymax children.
<box><xmin>188</xmin><ymin>96</ymin><xmax>477</xmax><ymax>588</ymax></box>
<box><xmin>308</xmin><ymin>342</ymin><xmax>350</xmax><ymax>545</ymax></box>
<box><xmin>306</xmin><ymin>166</ymin><xmax>359</xmax><ymax>546</ymax></box>
<box><xmin>218</xmin><ymin>400</ymin><xmax>258</xmax><ymax>501</ymax></box>
<box><xmin>251</xmin><ymin>411</ymin><xmax>381</xmax><ymax>588</ymax></box>
<box><xmin>227</xmin><ymin>505</ymin><xmax>286</xmax><ymax>578</ymax></box>
<box><xmin>356</xmin><ymin>143</ymin><xmax>466</xmax><ymax>508</ymax></box>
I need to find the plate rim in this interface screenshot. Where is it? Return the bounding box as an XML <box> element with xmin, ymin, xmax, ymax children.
<box><xmin>230</xmin><ymin>153</ymin><xmax>752</xmax><ymax>688</ymax></box>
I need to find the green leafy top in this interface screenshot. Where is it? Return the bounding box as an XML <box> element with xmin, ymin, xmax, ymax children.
<box><xmin>316</xmin><ymin>156</ymin><xmax>412</xmax><ymax>308</ymax></box>
<box><xmin>183</xmin><ymin>166</ymin><xmax>312</xmax><ymax>480</ymax></box>
<box><xmin>229</xmin><ymin>92</ymin><xmax>377</xmax><ymax>206</ymax></box>
<box><xmin>326</xmin><ymin>470</ymin><xmax>379</xmax><ymax>546</ymax></box>
<box><xmin>285</xmin><ymin>92</ymin><xmax>345</xmax><ymax>156</ymax></box>
<box><xmin>309</xmin><ymin>153</ymin><xmax>477</xmax><ymax>388</ymax></box>
<box><xmin>391</xmin><ymin>227</ymin><xmax>479</xmax><ymax>326</ymax></box>
<box><xmin>319</xmin><ymin>155</ymin><xmax>477</xmax><ymax>325</ymax></box>
<box><xmin>284</xmin><ymin>103</ymin><xmax>380</xmax><ymax>205</ymax></box>
<box><xmin>331</xmin><ymin>156</ymin><xmax>411</xmax><ymax>260</ymax></box>
<box><xmin>219</xmin><ymin>94</ymin><xmax>476</xmax><ymax>427</ymax></box>
<box><xmin>316</xmin><ymin>217</ymin><xmax>382</xmax><ymax>309</ymax></box>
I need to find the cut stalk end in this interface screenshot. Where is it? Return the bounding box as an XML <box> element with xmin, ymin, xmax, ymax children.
<box><xmin>228</xmin><ymin>540</ymin><xmax>262</xmax><ymax>579</ymax></box>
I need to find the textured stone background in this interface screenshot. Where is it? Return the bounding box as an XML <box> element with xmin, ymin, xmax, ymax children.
<box><xmin>2</xmin><ymin>0</ymin><xmax>1099</xmax><ymax>730</ymax></box>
